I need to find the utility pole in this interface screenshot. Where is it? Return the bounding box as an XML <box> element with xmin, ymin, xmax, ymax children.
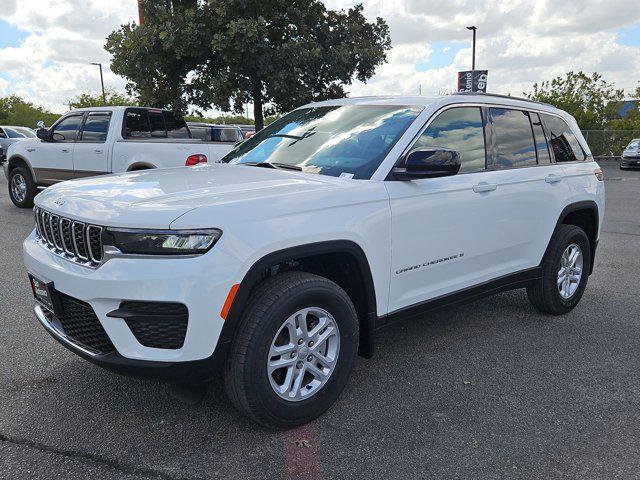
<box><xmin>91</xmin><ymin>63</ymin><xmax>106</xmax><ymax>105</ymax></box>
<box><xmin>466</xmin><ymin>26</ymin><xmax>477</xmax><ymax>91</ymax></box>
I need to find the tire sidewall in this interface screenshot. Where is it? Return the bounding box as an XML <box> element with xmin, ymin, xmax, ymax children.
<box><xmin>242</xmin><ymin>282</ymin><xmax>358</xmax><ymax>426</ymax></box>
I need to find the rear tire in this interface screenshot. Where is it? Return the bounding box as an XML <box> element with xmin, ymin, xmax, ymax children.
<box><xmin>527</xmin><ymin>224</ymin><xmax>591</xmax><ymax>315</ymax></box>
<box><xmin>225</xmin><ymin>271</ymin><xmax>359</xmax><ymax>429</ymax></box>
<box><xmin>8</xmin><ymin>166</ymin><xmax>37</xmax><ymax>208</ymax></box>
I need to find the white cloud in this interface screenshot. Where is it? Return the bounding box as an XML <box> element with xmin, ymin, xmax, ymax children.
<box><xmin>0</xmin><ymin>0</ymin><xmax>639</xmax><ymax>115</ymax></box>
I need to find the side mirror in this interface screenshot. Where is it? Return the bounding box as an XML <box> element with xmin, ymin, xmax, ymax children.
<box><xmin>36</xmin><ymin>128</ymin><xmax>49</xmax><ymax>141</ymax></box>
<box><xmin>36</xmin><ymin>120</ymin><xmax>46</xmax><ymax>129</ymax></box>
<box><xmin>393</xmin><ymin>148</ymin><xmax>461</xmax><ymax>180</ymax></box>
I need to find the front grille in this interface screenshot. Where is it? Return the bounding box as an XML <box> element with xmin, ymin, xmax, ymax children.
<box><xmin>108</xmin><ymin>301</ymin><xmax>188</xmax><ymax>350</ymax></box>
<box><xmin>34</xmin><ymin>208</ymin><xmax>103</xmax><ymax>266</ymax></box>
<box><xmin>49</xmin><ymin>291</ymin><xmax>115</xmax><ymax>355</ymax></box>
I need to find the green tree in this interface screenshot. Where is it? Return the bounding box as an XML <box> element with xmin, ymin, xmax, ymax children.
<box><xmin>106</xmin><ymin>1</ymin><xmax>391</xmax><ymax>130</ymax></box>
<box><xmin>0</xmin><ymin>95</ymin><xmax>59</xmax><ymax>128</ymax></box>
<box><xmin>105</xmin><ymin>0</ymin><xmax>206</xmax><ymax>113</ymax></box>
<box><xmin>67</xmin><ymin>90</ymin><xmax>137</xmax><ymax>109</ymax></box>
<box><xmin>525</xmin><ymin>71</ymin><xmax>624</xmax><ymax>130</ymax></box>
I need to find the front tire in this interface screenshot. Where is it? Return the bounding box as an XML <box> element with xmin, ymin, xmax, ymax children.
<box><xmin>527</xmin><ymin>224</ymin><xmax>591</xmax><ymax>315</ymax></box>
<box><xmin>8</xmin><ymin>166</ymin><xmax>37</xmax><ymax>208</ymax></box>
<box><xmin>225</xmin><ymin>271</ymin><xmax>359</xmax><ymax>429</ymax></box>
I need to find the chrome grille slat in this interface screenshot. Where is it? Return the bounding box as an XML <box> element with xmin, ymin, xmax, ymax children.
<box><xmin>34</xmin><ymin>208</ymin><xmax>102</xmax><ymax>267</ymax></box>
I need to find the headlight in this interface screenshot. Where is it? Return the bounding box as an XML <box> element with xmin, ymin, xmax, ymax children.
<box><xmin>105</xmin><ymin>228</ymin><xmax>222</xmax><ymax>255</ymax></box>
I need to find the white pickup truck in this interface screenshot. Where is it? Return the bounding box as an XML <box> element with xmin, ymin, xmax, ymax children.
<box><xmin>3</xmin><ymin>106</ymin><xmax>237</xmax><ymax>207</ymax></box>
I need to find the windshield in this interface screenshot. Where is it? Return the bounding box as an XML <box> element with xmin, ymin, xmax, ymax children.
<box><xmin>222</xmin><ymin>105</ymin><xmax>422</xmax><ymax>179</ymax></box>
<box><xmin>627</xmin><ymin>139</ymin><xmax>640</xmax><ymax>148</ymax></box>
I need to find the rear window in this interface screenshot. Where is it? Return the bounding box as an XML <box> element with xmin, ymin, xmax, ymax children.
<box><xmin>149</xmin><ymin>110</ymin><xmax>166</xmax><ymax>138</ymax></box>
<box><xmin>164</xmin><ymin>112</ymin><xmax>190</xmax><ymax>138</ymax></box>
<box><xmin>123</xmin><ymin>109</ymin><xmax>190</xmax><ymax>139</ymax></box>
<box><xmin>123</xmin><ymin>109</ymin><xmax>151</xmax><ymax>138</ymax></box>
<box><xmin>541</xmin><ymin>114</ymin><xmax>586</xmax><ymax>162</ymax></box>
<box><xmin>488</xmin><ymin>108</ymin><xmax>537</xmax><ymax>169</ymax></box>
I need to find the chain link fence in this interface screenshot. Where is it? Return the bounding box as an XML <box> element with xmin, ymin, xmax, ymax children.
<box><xmin>582</xmin><ymin>130</ymin><xmax>640</xmax><ymax>157</ymax></box>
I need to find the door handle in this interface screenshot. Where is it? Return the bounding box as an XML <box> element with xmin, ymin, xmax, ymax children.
<box><xmin>26</xmin><ymin>148</ymin><xmax>36</xmax><ymax>152</ymax></box>
<box><xmin>93</xmin><ymin>149</ymin><xmax>103</xmax><ymax>154</ymax></box>
<box><xmin>545</xmin><ymin>174</ymin><xmax>563</xmax><ymax>184</ymax></box>
<box><xmin>472</xmin><ymin>182</ymin><xmax>498</xmax><ymax>193</ymax></box>
<box><xmin>61</xmin><ymin>148</ymin><xmax>69</xmax><ymax>153</ymax></box>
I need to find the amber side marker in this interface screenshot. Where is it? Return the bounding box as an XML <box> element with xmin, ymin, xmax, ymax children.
<box><xmin>220</xmin><ymin>284</ymin><xmax>240</xmax><ymax>320</ymax></box>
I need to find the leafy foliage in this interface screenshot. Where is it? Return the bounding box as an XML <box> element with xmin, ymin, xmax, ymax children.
<box><xmin>106</xmin><ymin>1</ymin><xmax>391</xmax><ymax>129</ymax></box>
<box><xmin>105</xmin><ymin>0</ymin><xmax>204</xmax><ymax>113</ymax></box>
<box><xmin>67</xmin><ymin>90</ymin><xmax>137</xmax><ymax>109</ymax></box>
<box><xmin>0</xmin><ymin>95</ymin><xmax>59</xmax><ymax>128</ymax></box>
<box><xmin>525</xmin><ymin>71</ymin><xmax>624</xmax><ymax>130</ymax></box>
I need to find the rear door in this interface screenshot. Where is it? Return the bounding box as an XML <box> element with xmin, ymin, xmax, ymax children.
<box><xmin>73</xmin><ymin>111</ymin><xmax>112</xmax><ymax>176</ymax></box>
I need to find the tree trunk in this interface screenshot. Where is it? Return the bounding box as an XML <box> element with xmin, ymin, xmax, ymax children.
<box><xmin>253</xmin><ymin>83</ymin><xmax>264</xmax><ymax>131</ymax></box>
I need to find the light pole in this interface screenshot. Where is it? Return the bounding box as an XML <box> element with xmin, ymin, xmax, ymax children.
<box><xmin>91</xmin><ymin>62</ymin><xmax>106</xmax><ymax>105</ymax></box>
<box><xmin>466</xmin><ymin>26</ymin><xmax>477</xmax><ymax>92</ymax></box>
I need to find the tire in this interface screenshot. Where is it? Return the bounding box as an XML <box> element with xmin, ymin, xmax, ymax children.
<box><xmin>225</xmin><ymin>271</ymin><xmax>359</xmax><ymax>429</ymax></box>
<box><xmin>527</xmin><ymin>224</ymin><xmax>591</xmax><ymax>315</ymax></box>
<box><xmin>8</xmin><ymin>166</ymin><xmax>37</xmax><ymax>208</ymax></box>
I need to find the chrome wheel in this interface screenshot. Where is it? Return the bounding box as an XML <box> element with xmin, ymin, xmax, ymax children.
<box><xmin>10</xmin><ymin>173</ymin><xmax>27</xmax><ymax>203</ymax></box>
<box><xmin>558</xmin><ymin>243</ymin><xmax>583</xmax><ymax>299</ymax></box>
<box><xmin>267</xmin><ymin>307</ymin><xmax>340</xmax><ymax>402</ymax></box>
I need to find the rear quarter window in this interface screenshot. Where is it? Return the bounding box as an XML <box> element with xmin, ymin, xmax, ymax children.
<box><xmin>541</xmin><ymin>114</ymin><xmax>586</xmax><ymax>162</ymax></box>
<box><xmin>123</xmin><ymin>109</ymin><xmax>151</xmax><ymax>138</ymax></box>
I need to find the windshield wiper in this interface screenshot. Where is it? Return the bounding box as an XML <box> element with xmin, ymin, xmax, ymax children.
<box><xmin>243</xmin><ymin>162</ymin><xmax>303</xmax><ymax>171</ymax></box>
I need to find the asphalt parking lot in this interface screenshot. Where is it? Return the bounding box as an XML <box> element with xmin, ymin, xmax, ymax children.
<box><xmin>0</xmin><ymin>159</ymin><xmax>639</xmax><ymax>479</ymax></box>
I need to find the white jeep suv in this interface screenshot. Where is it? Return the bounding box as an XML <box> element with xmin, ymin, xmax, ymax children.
<box><xmin>23</xmin><ymin>94</ymin><xmax>604</xmax><ymax>428</ymax></box>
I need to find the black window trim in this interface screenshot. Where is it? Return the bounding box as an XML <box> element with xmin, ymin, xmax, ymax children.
<box><xmin>530</xmin><ymin>111</ymin><xmax>552</xmax><ymax>165</ymax></box>
<box><xmin>78</xmin><ymin>111</ymin><xmax>113</xmax><ymax>144</ymax></box>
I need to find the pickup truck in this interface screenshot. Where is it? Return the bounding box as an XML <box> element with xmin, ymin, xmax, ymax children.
<box><xmin>3</xmin><ymin>106</ymin><xmax>237</xmax><ymax>207</ymax></box>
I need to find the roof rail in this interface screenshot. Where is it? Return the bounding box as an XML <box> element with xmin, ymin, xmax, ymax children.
<box><xmin>453</xmin><ymin>91</ymin><xmax>552</xmax><ymax>107</ymax></box>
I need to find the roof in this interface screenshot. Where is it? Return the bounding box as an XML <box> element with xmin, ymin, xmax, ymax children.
<box><xmin>301</xmin><ymin>93</ymin><xmax>561</xmax><ymax>113</ymax></box>
<box><xmin>186</xmin><ymin>122</ymin><xmax>242</xmax><ymax>129</ymax></box>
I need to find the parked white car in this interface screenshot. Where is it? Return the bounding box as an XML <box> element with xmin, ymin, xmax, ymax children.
<box><xmin>4</xmin><ymin>107</ymin><xmax>236</xmax><ymax>207</ymax></box>
<box><xmin>23</xmin><ymin>94</ymin><xmax>604</xmax><ymax>428</ymax></box>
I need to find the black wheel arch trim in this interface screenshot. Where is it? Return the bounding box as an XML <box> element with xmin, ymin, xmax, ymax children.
<box><xmin>550</xmin><ymin>200</ymin><xmax>599</xmax><ymax>275</ymax></box>
<box><xmin>7</xmin><ymin>155</ymin><xmax>37</xmax><ymax>181</ymax></box>
<box><xmin>219</xmin><ymin>240</ymin><xmax>378</xmax><ymax>360</ymax></box>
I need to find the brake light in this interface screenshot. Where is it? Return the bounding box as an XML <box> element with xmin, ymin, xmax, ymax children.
<box><xmin>594</xmin><ymin>167</ymin><xmax>603</xmax><ymax>181</ymax></box>
<box><xmin>186</xmin><ymin>154</ymin><xmax>207</xmax><ymax>166</ymax></box>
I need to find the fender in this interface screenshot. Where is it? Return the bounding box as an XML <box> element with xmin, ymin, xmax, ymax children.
<box><xmin>214</xmin><ymin>240</ymin><xmax>378</xmax><ymax>364</ymax></box>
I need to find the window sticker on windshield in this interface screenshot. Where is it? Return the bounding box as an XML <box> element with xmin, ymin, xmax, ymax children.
<box><xmin>339</xmin><ymin>172</ymin><xmax>354</xmax><ymax>179</ymax></box>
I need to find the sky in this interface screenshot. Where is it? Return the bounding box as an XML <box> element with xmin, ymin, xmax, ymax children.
<box><xmin>0</xmin><ymin>0</ymin><xmax>639</xmax><ymax>115</ymax></box>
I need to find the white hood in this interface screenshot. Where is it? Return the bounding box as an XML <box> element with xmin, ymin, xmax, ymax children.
<box><xmin>34</xmin><ymin>164</ymin><xmax>355</xmax><ymax>228</ymax></box>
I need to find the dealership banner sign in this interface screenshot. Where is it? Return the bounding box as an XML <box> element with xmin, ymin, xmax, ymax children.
<box><xmin>457</xmin><ymin>70</ymin><xmax>488</xmax><ymax>93</ymax></box>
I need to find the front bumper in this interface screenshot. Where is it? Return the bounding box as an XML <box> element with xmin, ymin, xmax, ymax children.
<box><xmin>621</xmin><ymin>156</ymin><xmax>640</xmax><ymax>168</ymax></box>
<box><xmin>24</xmin><ymin>230</ymin><xmax>240</xmax><ymax>381</ymax></box>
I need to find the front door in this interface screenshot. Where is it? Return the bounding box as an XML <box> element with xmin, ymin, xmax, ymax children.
<box><xmin>29</xmin><ymin>114</ymin><xmax>83</xmax><ymax>185</ymax></box>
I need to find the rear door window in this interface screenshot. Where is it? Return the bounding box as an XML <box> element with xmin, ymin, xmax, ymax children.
<box><xmin>412</xmin><ymin>107</ymin><xmax>486</xmax><ymax>173</ymax></box>
<box><xmin>123</xmin><ymin>109</ymin><xmax>150</xmax><ymax>138</ymax></box>
<box><xmin>164</xmin><ymin>112</ymin><xmax>190</xmax><ymax>138</ymax></box>
<box><xmin>541</xmin><ymin>114</ymin><xmax>586</xmax><ymax>162</ymax></box>
<box><xmin>80</xmin><ymin>113</ymin><xmax>111</xmax><ymax>142</ymax></box>
<box><xmin>148</xmin><ymin>110</ymin><xmax>166</xmax><ymax>138</ymax></box>
<box><xmin>488</xmin><ymin>108</ymin><xmax>537</xmax><ymax>169</ymax></box>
